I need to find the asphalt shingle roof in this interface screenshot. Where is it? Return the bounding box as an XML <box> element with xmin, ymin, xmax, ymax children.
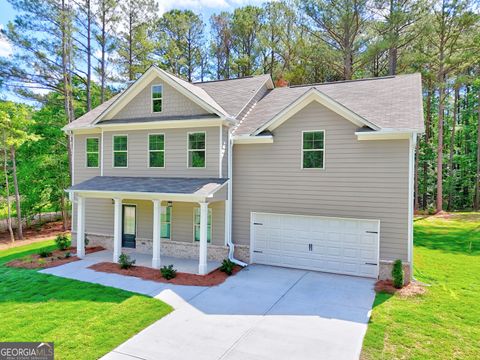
<box><xmin>196</xmin><ymin>75</ymin><xmax>271</xmax><ymax>116</ymax></box>
<box><xmin>233</xmin><ymin>73</ymin><xmax>424</xmax><ymax>135</ymax></box>
<box><xmin>68</xmin><ymin>176</ymin><xmax>228</xmax><ymax>196</ymax></box>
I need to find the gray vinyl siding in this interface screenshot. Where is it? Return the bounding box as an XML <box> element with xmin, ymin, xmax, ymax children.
<box><xmin>109</xmin><ymin>77</ymin><xmax>209</xmax><ymax>120</ymax></box>
<box><xmin>232</xmin><ymin>101</ymin><xmax>409</xmax><ymax>262</ymax></box>
<box><xmin>75</xmin><ymin>199</ymin><xmax>225</xmax><ymax>246</ymax></box>
<box><xmin>103</xmin><ymin>127</ymin><xmax>221</xmax><ymax>178</ymax></box>
<box><xmin>73</xmin><ymin>133</ymin><xmax>101</xmax><ymax>184</ymax></box>
<box><xmin>221</xmin><ymin>125</ymin><xmax>229</xmax><ymax>178</ymax></box>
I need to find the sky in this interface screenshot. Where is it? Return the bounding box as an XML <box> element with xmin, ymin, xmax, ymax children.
<box><xmin>0</xmin><ymin>0</ymin><xmax>268</xmax><ymax>102</ymax></box>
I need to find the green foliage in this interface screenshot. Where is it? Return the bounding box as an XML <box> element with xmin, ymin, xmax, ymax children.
<box><xmin>0</xmin><ymin>240</ymin><xmax>172</xmax><ymax>359</ymax></box>
<box><xmin>38</xmin><ymin>249</ymin><xmax>52</xmax><ymax>258</ymax></box>
<box><xmin>118</xmin><ymin>253</ymin><xmax>136</xmax><ymax>269</ymax></box>
<box><xmin>160</xmin><ymin>264</ymin><xmax>177</xmax><ymax>280</ymax></box>
<box><xmin>55</xmin><ymin>234</ymin><xmax>71</xmax><ymax>251</ymax></box>
<box><xmin>392</xmin><ymin>259</ymin><xmax>404</xmax><ymax>289</ymax></box>
<box><xmin>220</xmin><ymin>259</ymin><xmax>236</xmax><ymax>275</ymax></box>
<box><xmin>64</xmin><ymin>251</ymin><xmax>71</xmax><ymax>258</ymax></box>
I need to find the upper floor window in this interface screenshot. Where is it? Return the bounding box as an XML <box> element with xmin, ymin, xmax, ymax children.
<box><xmin>113</xmin><ymin>135</ymin><xmax>128</xmax><ymax>168</ymax></box>
<box><xmin>149</xmin><ymin>134</ymin><xmax>165</xmax><ymax>168</ymax></box>
<box><xmin>302</xmin><ymin>131</ymin><xmax>324</xmax><ymax>169</ymax></box>
<box><xmin>188</xmin><ymin>132</ymin><xmax>206</xmax><ymax>168</ymax></box>
<box><xmin>152</xmin><ymin>85</ymin><xmax>163</xmax><ymax>113</ymax></box>
<box><xmin>86</xmin><ymin>137</ymin><xmax>99</xmax><ymax>168</ymax></box>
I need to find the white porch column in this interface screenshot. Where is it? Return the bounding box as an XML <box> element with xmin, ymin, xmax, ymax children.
<box><xmin>113</xmin><ymin>198</ymin><xmax>122</xmax><ymax>263</ymax></box>
<box><xmin>152</xmin><ymin>199</ymin><xmax>162</xmax><ymax>269</ymax></box>
<box><xmin>198</xmin><ymin>202</ymin><xmax>209</xmax><ymax>275</ymax></box>
<box><xmin>76</xmin><ymin>196</ymin><xmax>85</xmax><ymax>259</ymax></box>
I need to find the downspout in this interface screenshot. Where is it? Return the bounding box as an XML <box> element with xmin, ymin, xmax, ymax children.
<box><xmin>226</xmin><ymin>128</ymin><xmax>247</xmax><ymax>267</ymax></box>
<box><xmin>408</xmin><ymin>132</ymin><xmax>417</xmax><ymax>279</ymax></box>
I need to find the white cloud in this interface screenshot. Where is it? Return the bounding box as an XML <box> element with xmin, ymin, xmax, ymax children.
<box><xmin>158</xmin><ymin>0</ymin><xmax>268</xmax><ymax>15</ymax></box>
<box><xmin>0</xmin><ymin>24</ymin><xmax>13</xmax><ymax>58</ymax></box>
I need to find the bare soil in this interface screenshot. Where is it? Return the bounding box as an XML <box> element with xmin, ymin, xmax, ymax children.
<box><xmin>375</xmin><ymin>279</ymin><xmax>427</xmax><ymax>297</ymax></box>
<box><xmin>0</xmin><ymin>221</ymin><xmax>69</xmax><ymax>250</ymax></box>
<box><xmin>6</xmin><ymin>246</ymin><xmax>104</xmax><ymax>269</ymax></box>
<box><xmin>88</xmin><ymin>262</ymin><xmax>243</xmax><ymax>286</ymax></box>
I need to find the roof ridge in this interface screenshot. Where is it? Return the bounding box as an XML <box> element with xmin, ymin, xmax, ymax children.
<box><xmin>289</xmin><ymin>75</ymin><xmax>397</xmax><ymax>88</ymax></box>
<box><xmin>194</xmin><ymin>74</ymin><xmax>268</xmax><ymax>84</ymax></box>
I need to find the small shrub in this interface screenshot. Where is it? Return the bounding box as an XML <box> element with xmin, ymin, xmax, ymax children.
<box><xmin>118</xmin><ymin>253</ymin><xmax>135</xmax><ymax>269</ymax></box>
<box><xmin>160</xmin><ymin>264</ymin><xmax>177</xmax><ymax>280</ymax></box>
<box><xmin>65</xmin><ymin>251</ymin><xmax>71</xmax><ymax>258</ymax></box>
<box><xmin>38</xmin><ymin>249</ymin><xmax>52</xmax><ymax>258</ymax></box>
<box><xmin>220</xmin><ymin>259</ymin><xmax>235</xmax><ymax>275</ymax></box>
<box><xmin>37</xmin><ymin>258</ymin><xmax>47</xmax><ymax>266</ymax></box>
<box><xmin>392</xmin><ymin>259</ymin><xmax>404</xmax><ymax>289</ymax></box>
<box><xmin>84</xmin><ymin>236</ymin><xmax>90</xmax><ymax>247</ymax></box>
<box><xmin>55</xmin><ymin>234</ymin><xmax>71</xmax><ymax>251</ymax></box>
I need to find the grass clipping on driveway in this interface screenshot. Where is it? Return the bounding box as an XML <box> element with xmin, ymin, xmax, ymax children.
<box><xmin>362</xmin><ymin>213</ymin><xmax>480</xmax><ymax>359</ymax></box>
<box><xmin>0</xmin><ymin>240</ymin><xmax>172</xmax><ymax>360</ymax></box>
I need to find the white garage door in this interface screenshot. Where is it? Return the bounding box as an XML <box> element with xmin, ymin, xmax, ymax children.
<box><xmin>251</xmin><ymin>212</ymin><xmax>379</xmax><ymax>278</ymax></box>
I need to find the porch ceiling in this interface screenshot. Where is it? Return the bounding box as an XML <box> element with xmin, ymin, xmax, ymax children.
<box><xmin>67</xmin><ymin>176</ymin><xmax>228</xmax><ymax>201</ymax></box>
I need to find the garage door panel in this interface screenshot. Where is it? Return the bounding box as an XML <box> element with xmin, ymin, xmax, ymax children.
<box><xmin>252</xmin><ymin>213</ymin><xmax>379</xmax><ymax>278</ymax></box>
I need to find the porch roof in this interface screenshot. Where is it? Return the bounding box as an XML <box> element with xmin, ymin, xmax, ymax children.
<box><xmin>67</xmin><ymin>176</ymin><xmax>228</xmax><ymax>201</ymax></box>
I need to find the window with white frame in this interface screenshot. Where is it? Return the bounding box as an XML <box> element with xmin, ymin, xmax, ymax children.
<box><xmin>86</xmin><ymin>137</ymin><xmax>99</xmax><ymax>168</ymax></box>
<box><xmin>302</xmin><ymin>131</ymin><xmax>324</xmax><ymax>169</ymax></box>
<box><xmin>193</xmin><ymin>207</ymin><xmax>212</xmax><ymax>242</ymax></box>
<box><xmin>161</xmin><ymin>204</ymin><xmax>171</xmax><ymax>239</ymax></box>
<box><xmin>188</xmin><ymin>132</ymin><xmax>206</xmax><ymax>168</ymax></box>
<box><xmin>149</xmin><ymin>134</ymin><xmax>165</xmax><ymax>167</ymax></box>
<box><xmin>152</xmin><ymin>85</ymin><xmax>163</xmax><ymax>113</ymax></box>
<box><xmin>113</xmin><ymin>135</ymin><xmax>128</xmax><ymax>167</ymax></box>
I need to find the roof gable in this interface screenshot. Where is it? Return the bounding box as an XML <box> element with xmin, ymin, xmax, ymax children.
<box><xmin>253</xmin><ymin>88</ymin><xmax>380</xmax><ymax>135</ymax></box>
<box><xmin>94</xmin><ymin>66</ymin><xmax>228</xmax><ymax>125</ymax></box>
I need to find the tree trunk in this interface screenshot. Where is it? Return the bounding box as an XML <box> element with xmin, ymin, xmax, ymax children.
<box><xmin>10</xmin><ymin>146</ymin><xmax>23</xmax><ymax>239</ymax></box>
<box><xmin>436</xmin><ymin>80</ymin><xmax>445</xmax><ymax>213</ymax></box>
<box><xmin>100</xmin><ymin>0</ymin><xmax>106</xmax><ymax>104</ymax></box>
<box><xmin>86</xmin><ymin>0</ymin><xmax>92</xmax><ymax>111</ymax></box>
<box><xmin>388</xmin><ymin>46</ymin><xmax>397</xmax><ymax>76</ymax></box>
<box><xmin>447</xmin><ymin>86</ymin><xmax>459</xmax><ymax>210</ymax></box>
<box><xmin>475</xmin><ymin>88</ymin><xmax>480</xmax><ymax>210</ymax></box>
<box><xmin>60</xmin><ymin>190</ymin><xmax>67</xmax><ymax>231</ymax></box>
<box><xmin>3</xmin><ymin>133</ymin><xmax>14</xmax><ymax>242</ymax></box>
<box><xmin>422</xmin><ymin>85</ymin><xmax>432</xmax><ymax>209</ymax></box>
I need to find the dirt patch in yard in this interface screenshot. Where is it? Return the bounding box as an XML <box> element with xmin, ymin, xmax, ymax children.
<box><xmin>0</xmin><ymin>221</ymin><xmax>69</xmax><ymax>250</ymax></box>
<box><xmin>88</xmin><ymin>262</ymin><xmax>243</xmax><ymax>286</ymax></box>
<box><xmin>6</xmin><ymin>246</ymin><xmax>104</xmax><ymax>269</ymax></box>
<box><xmin>375</xmin><ymin>280</ymin><xmax>427</xmax><ymax>297</ymax></box>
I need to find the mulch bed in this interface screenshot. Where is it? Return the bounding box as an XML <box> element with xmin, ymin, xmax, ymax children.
<box><xmin>0</xmin><ymin>221</ymin><xmax>69</xmax><ymax>249</ymax></box>
<box><xmin>88</xmin><ymin>262</ymin><xmax>243</xmax><ymax>286</ymax></box>
<box><xmin>375</xmin><ymin>279</ymin><xmax>427</xmax><ymax>297</ymax></box>
<box><xmin>6</xmin><ymin>246</ymin><xmax>105</xmax><ymax>269</ymax></box>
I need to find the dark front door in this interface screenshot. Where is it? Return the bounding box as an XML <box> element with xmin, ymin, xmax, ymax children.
<box><xmin>122</xmin><ymin>204</ymin><xmax>136</xmax><ymax>248</ymax></box>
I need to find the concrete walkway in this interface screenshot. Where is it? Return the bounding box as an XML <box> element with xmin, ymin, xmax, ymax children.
<box><xmin>41</xmin><ymin>258</ymin><xmax>375</xmax><ymax>360</ymax></box>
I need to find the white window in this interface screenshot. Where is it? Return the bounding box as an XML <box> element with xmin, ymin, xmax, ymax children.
<box><xmin>86</xmin><ymin>137</ymin><xmax>99</xmax><ymax>168</ymax></box>
<box><xmin>152</xmin><ymin>85</ymin><xmax>163</xmax><ymax>113</ymax></box>
<box><xmin>113</xmin><ymin>135</ymin><xmax>128</xmax><ymax>168</ymax></box>
<box><xmin>161</xmin><ymin>204</ymin><xmax>171</xmax><ymax>239</ymax></box>
<box><xmin>302</xmin><ymin>131</ymin><xmax>325</xmax><ymax>169</ymax></box>
<box><xmin>149</xmin><ymin>134</ymin><xmax>165</xmax><ymax>168</ymax></box>
<box><xmin>193</xmin><ymin>207</ymin><xmax>212</xmax><ymax>242</ymax></box>
<box><xmin>188</xmin><ymin>132</ymin><xmax>206</xmax><ymax>168</ymax></box>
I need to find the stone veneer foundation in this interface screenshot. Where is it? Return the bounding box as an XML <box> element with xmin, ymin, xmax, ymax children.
<box><xmin>72</xmin><ymin>232</ymin><xmax>250</xmax><ymax>263</ymax></box>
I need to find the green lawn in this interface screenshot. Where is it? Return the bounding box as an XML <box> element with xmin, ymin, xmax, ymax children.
<box><xmin>0</xmin><ymin>240</ymin><xmax>173</xmax><ymax>359</ymax></box>
<box><xmin>362</xmin><ymin>213</ymin><xmax>480</xmax><ymax>359</ymax></box>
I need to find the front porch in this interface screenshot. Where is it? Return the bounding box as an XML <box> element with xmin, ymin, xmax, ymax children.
<box><xmin>83</xmin><ymin>249</ymin><xmax>221</xmax><ymax>274</ymax></box>
<box><xmin>69</xmin><ymin>176</ymin><xmax>230</xmax><ymax>275</ymax></box>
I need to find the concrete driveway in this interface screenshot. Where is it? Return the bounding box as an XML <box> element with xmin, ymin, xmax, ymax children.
<box><xmin>102</xmin><ymin>265</ymin><xmax>375</xmax><ymax>360</ymax></box>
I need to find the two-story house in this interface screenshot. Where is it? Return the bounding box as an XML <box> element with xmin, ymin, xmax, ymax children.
<box><xmin>65</xmin><ymin>66</ymin><xmax>424</xmax><ymax>280</ymax></box>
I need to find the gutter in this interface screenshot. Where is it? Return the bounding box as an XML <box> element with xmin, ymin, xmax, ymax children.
<box><xmin>226</xmin><ymin>128</ymin><xmax>247</xmax><ymax>267</ymax></box>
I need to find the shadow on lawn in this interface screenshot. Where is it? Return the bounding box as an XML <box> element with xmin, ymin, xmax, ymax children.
<box><xmin>414</xmin><ymin>226</ymin><xmax>480</xmax><ymax>255</ymax></box>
